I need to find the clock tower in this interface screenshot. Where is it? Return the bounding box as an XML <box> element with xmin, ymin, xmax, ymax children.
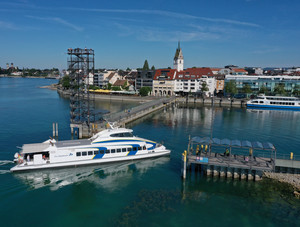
<box><xmin>173</xmin><ymin>41</ymin><xmax>184</xmax><ymax>71</ymax></box>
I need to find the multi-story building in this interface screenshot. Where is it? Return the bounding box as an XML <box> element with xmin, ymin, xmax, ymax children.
<box><xmin>135</xmin><ymin>70</ymin><xmax>155</xmax><ymax>90</ymax></box>
<box><xmin>94</xmin><ymin>70</ymin><xmax>121</xmax><ymax>88</ymax></box>
<box><xmin>225</xmin><ymin>75</ymin><xmax>300</xmax><ymax>94</ymax></box>
<box><xmin>173</xmin><ymin>68</ymin><xmax>215</xmax><ymax>96</ymax></box>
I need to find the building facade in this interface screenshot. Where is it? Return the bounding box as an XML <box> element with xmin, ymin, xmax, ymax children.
<box><xmin>135</xmin><ymin>70</ymin><xmax>155</xmax><ymax>90</ymax></box>
<box><xmin>225</xmin><ymin>75</ymin><xmax>300</xmax><ymax>94</ymax></box>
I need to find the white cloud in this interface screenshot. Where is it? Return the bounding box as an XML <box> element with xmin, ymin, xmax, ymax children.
<box><xmin>0</xmin><ymin>21</ymin><xmax>18</xmax><ymax>30</ymax></box>
<box><xmin>64</xmin><ymin>8</ymin><xmax>261</xmax><ymax>28</ymax></box>
<box><xmin>26</xmin><ymin>15</ymin><xmax>83</xmax><ymax>32</ymax></box>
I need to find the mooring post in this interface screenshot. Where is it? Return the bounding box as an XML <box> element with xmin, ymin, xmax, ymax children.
<box><xmin>182</xmin><ymin>150</ymin><xmax>187</xmax><ymax>179</ymax></box>
<box><xmin>52</xmin><ymin>122</ymin><xmax>55</xmax><ymax>137</ymax></box>
<box><xmin>56</xmin><ymin>123</ymin><xmax>58</xmax><ymax>138</ymax></box>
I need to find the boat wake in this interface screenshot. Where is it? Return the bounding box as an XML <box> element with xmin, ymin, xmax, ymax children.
<box><xmin>0</xmin><ymin>170</ymin><xmax>10</xmax><ymax>174</ymax></box>
<box><xmin>0</xmin><ymin>160</ymin><xmax>14</xmax><ymax>166</ymax></box>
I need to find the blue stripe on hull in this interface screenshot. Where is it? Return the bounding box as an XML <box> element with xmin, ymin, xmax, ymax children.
<box><xmin>247</xmin><ymin>104</ymin><xmax>300</xmax><ymax>110</ymax></box>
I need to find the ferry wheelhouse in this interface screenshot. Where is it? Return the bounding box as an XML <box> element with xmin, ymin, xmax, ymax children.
<box><xmin>246</xmin><ymin>95</ymin><xmax>300</xmax><ymax>110</ymax></box>
<box><xmin>11</xmin><ymin>127</ymin><xmax>171</xmax><ymax>172</ymax></box>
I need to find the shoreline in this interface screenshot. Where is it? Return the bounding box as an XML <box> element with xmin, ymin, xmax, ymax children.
<box><xmin>0</xmin><ymin>75</ymin><xmax>59</xmax><ymax>79</ymax></box>
<box><xmin>263</xmin><ymin>172</ymin><xmax>300</xmax><ymax>198</ymax></box>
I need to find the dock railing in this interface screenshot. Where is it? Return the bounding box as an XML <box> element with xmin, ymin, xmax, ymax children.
<box><xmin>105</xmin><ymin>96</ymin><xmax>175</xmax><ymax>124</ymax></box>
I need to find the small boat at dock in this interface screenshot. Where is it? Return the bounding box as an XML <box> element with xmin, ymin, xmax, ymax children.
<box><xmin>11</xmin><ymin>127</ymin><xmax>171</xmax><ymax>172</ymax></box>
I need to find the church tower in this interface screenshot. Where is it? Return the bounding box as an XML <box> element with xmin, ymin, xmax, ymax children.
<box><xmin>173</xmin><ymin>41</ymin><xmax>184</xmax><ymax>71</ymax></box>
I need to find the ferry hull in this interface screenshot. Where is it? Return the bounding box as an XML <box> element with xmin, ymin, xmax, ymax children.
<box><xmin>247</xmin><ymin>104</ymin><xmax>300</xmax><ymax>110</ymax></box>
<box><xmin>11</xmin><ymin>149</ymin><xmax>171</xmax><ymax>172</ymax></box>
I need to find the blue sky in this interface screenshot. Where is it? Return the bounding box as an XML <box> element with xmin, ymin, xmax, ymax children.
<box><xmin>0</xmin><ymin>0</ymin><xmax>300</xmax><ymax>70</ymax></box>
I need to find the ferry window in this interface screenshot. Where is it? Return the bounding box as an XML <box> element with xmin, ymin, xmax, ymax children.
<box><xmin>259</xmin><ymin>101</ymin><xmax>263</xmax><ymax>103</ymax></box>
<box><xmin>105</xmin><ymin>150</ymin><xmax>110</xmax><ymax>154</ymax></box>
<box><xmin>122</xmin><ymin>148</ymin><xmax>127</xmax><ymax>152</ymax></box>
<box><xmin>143</xmin><ymin>146</ymin><xmax>147</xmax><ymax>150</ymax></box>
<box><xmin>117</xmin><ymin>149</ymin><xmax>121</xmax><ymax>153</ymax></box>
<box><xmin>127</xmin><ymin>147</ymin><xmax>132</xmax><ymax>152</ymax></box>
<box><xmin>110</xmin><ymin>133</ymin><xmax>120</xmax><ymax>137</ymax></box>
<box><xmin>123</xmin><ymin>133</ymin><xmax>133</xmax><ymax>137</ymax></box>
<box><xmin>111</xmin><ymin>149</ymin><xmax>116</xmax><ymax>153</ymax></box>
<box><xmin>138</xmin><ymin>146</ymin><xmax>142</xmax><ymax>150</ymax></box>
<box><xmin>88</xmin><ymin>151</ymin><xmax>93</xmax><ymax>155</ymax></box>
<box><xmin>94</xmin><ymin>150</ymin><xmax>99</xmax><ymax>155</ymax></box>
<box><xmin>82</xmin><ymin>152</ymin><xmax>87</xmax><ymax>156</ymax></box>
<box><xmin>76</xmin><ymin>152</ymin><xmax>81</xmax><ymax>156</ymax></box>
<box><xmin>133</xmin><ymin>147</ymin><xmax>137</xmax><ymax>151</ymax></box>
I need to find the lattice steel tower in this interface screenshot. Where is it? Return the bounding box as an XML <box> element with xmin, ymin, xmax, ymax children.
<box><xmin>67</xmin><ymin>48</ymin><xmax>95</xmax><ymax>133</ymax></box>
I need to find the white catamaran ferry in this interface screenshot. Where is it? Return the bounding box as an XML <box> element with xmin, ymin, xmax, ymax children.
<box><xmin>246</xmin><ymin>95</ymin><xmax>300</xmax><ymax>110</ymax></box>
<box><xmin>11</xmin><ymin>127</ymin><xmax>171</xmax><ymax>172</ymax></box>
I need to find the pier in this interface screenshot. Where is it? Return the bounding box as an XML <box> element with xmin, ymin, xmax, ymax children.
<box><xmin>70</xmin><ymin>96</ymin><xmax>176</xmax><ymax>138</ymax></box>
<box><xmin>182</xmin><ymin>136</ymin><xmax>300</xmax><ymax>181</ymax></box>
<box><xmin>178</xmin><ymin>96</ymin><xmax>248</xmax><ymax>108</ymax></box>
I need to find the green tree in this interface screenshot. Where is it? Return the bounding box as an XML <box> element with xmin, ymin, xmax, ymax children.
<box><xmin>201</xmin><ymin>82</ymin><xmax>209</xmax><ymax>96</ymax></box>
<box><xmin>139</xmin><ymin>87</ymin><xmax>152</xmax><ymax>96</ymax></box>
<box><xmin>107</xmin><ymin>83</ymin><xmax>112</xmax><ymax>90</ymax></box>
<box><xmin>111</xmin><ymin>86</ymin><xmax>121</xmax><ymax>91</ymax></box>
<box><xmin>143</xmin><ymin>60</ymin><xmax>149</xmax><ymax>70</ymax></box>
<box><xmin>242</xmin><ymin>84</ymin><xmax>252</xmax><ymax>94</ymax></box>
<box><xmin>259</xmin><ymin>85</ymin><xmax>269</xmax><ymax>95</ymax></box>
<box><xmin>61</xmin><ymin>76</ymin><xmax>71</xmax><ymax>89</ymax></box>
<box><xmin>274</xmin><ymin>83</ymin><xmax>286</xmax><ymax>95</ymax></box>
<box><xmin>151</xmin><ymin>65</ymin><xmax>155</xmax><ymax>70</ymax></box>
<box><xmin>225</xmin><ymin>80</ymin><xmax>238</xmax><ymax>96</ymax></box>
<box><xmin>121</xmin><ymin>80</ymin><xmax>128</xmax><ymax>90</ymax></box>
<box><xmin>126</xmin><ymin>67</ymin><xmax>131</xmax><ymax>71</ymax></box>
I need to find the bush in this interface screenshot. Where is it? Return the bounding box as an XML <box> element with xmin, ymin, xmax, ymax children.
<box><xmin>139</xmin><ymin>87</ymin><xmax>152</xmax><ymax>96</ymax></box>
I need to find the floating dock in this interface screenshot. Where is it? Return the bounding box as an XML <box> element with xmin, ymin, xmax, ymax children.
<box><xmin>182</xmin><ymin>136</ymin><xmax>300</xmax><ymax>181</ymax></box>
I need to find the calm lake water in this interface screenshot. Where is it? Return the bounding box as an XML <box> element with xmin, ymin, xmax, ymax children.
<box><xmin>0</xmin><ymin>77</ymin><xmax>299</xmax><ymax>226</ymax></box>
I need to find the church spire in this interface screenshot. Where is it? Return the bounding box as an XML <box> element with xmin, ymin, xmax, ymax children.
<box><xmin>173</xmin><ymin>42</ymin><xmax>184</xmax><ymax>71</ymax></box>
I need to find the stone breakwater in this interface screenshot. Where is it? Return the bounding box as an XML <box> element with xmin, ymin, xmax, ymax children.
<box><xmin>263</xmin><ymin>172</ymin><xmax>300</xmax><ymax>198</ymax></box>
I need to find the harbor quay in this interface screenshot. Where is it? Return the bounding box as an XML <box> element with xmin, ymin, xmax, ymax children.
<box><xmin>69</xmin><ymin>96</ymin><xmax>176</xmax><ymax>138</ymax></box>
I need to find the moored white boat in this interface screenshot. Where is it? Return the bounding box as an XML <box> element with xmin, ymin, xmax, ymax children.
<box><xmin>246</xmin><ymin>95</ymin><xmax>300</xmax><ymax>110</ymax></box>
<box><xmin>11</xmin><ymin>127</ymin><xmax>171</xmax><ymax>172</ymax></box>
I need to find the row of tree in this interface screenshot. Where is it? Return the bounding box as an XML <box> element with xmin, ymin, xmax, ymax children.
<box><xmin>225</xmin><ymin>81</ymin><xmax>300</xmax><ymax>97</ymax></box>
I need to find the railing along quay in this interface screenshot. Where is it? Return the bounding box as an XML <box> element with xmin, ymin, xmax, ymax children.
<box><xmin>105</xmin><ymin>96</ymin><xmax>176</xmax><ymax>126</ymax></box>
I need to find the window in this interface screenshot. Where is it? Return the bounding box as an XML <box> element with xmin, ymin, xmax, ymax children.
<box><xmin>123</xmin><ymin>132</ymin><xmax>133</xmax><ymax>137</ymax></box>
<box><xmin>122</xmin><ymin>148</ymin><xmax>127</xmax><ymax>152</ymax></box>
<box><xmin>138</xmin><ymin>146</ymin><xmax>142</xmax><ymax>150</ymax></box>
<box><xmin>76</xmin><ymin>152</ymin><xmax>81</xmax><ymax>156</ymax></box>
<box><xmin>99</xmin><ymin>150</ymin><xmax>105</xmax><ymax>154</ymax></box>
<box><xmin>82</xmin><ymin>152</ymin><xmax>87</xmax><ymax>156</ymax></box>
<box><xmin>143</xmin><ymin>146</ymin><xmax>147</xmax><ymax>150</ymax></box>
<box><xmin>94</xmin><ymin>150</ymin><xmax>99</xmax><ymax>155</ymax></box>
<box><xmin>88</xmin><ymin>151</ymin><xmax>93</xmax><ymax>155</ymax></box>
<box><xmin>117</xmin><ymin>149</ymin><xmax>121</xmax><ymax>153</ymax></box>
<box><xmin>127</xmin><ymin>147</ymin><xmax>132</xmax><ymax>152</ymax></box>
<box><xmin>105</xmin><ymin>150</ymin><xmax>110</xmax><ymax>154</ymax></box>
<box><xmin>111</xmin><ymin>149</ymin><xmax>116</xmax><ymax>153</ymax></box>
<box><xmin>133</xmin><ymin>147</ymin><xmax>137</xmax><ymax>151</ymax></box>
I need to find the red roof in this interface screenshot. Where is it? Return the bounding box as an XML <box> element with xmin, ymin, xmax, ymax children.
<box><xmin>174</xmin><ymin>68</ymin><xmax>213</xmax><ymax>80</ymax></box>
<box><xmin>153</xmin><ymin>69</ymin><xmax>177</xmax><ymax>80</ymax></box>
<box><xmin>232</xmin><ymin>68</ymin><xmax>247</xmax><ymax>72</ymax></box>
<box><xmin>113</xmin><ymin>79</ymin><xmax>127</xmax><ymax>86</ymax></box>
<box><xmin>154</xmin><ymin>68</ymin><xmax>213</xmax><ymax>80</ymax></box>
